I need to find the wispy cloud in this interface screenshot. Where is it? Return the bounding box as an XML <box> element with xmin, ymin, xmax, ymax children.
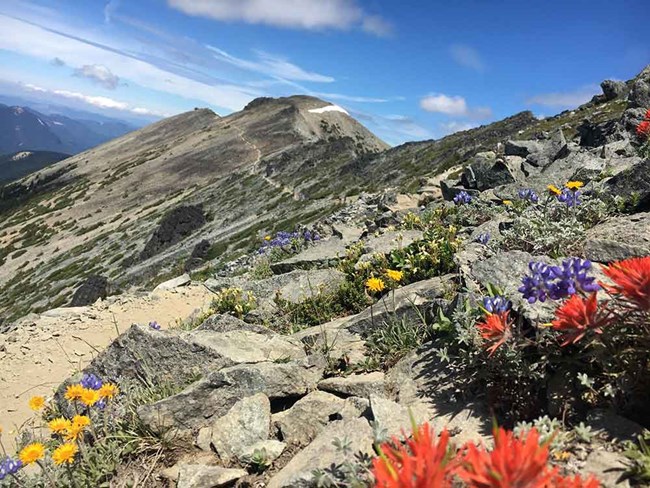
<box><xmin>449</xmin><ymin>44</ymin><xmax>485</xmax><ymax>72</ymax></box>
<box><xmin>526</xmin><ymin>85</ymin><xmax>599</xmax><ymax>109</ymax></box>
<box><xmin>439</xmin><ymin>121</ymin><xmax>479</xmax><ymax>135</ymax></box>
<box><xmin>73</xmin><ymin>64</ymin><xmax>120</xmax><ymax>89</ymax></box>
<box><xmin>420</xmin><ymin>93</ymin><xmax>491</xmax><ymax>119</ymax></box>
<box><xmin>168</xmin><ymin>0</ymin><xmax>392</xmax><ymax>36</ymax></box>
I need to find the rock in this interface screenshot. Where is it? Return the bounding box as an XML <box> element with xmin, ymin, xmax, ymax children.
<box><xmin>69</xmin><ymin>275</ymin><xmax>109</xmax><ymax>307</ymax></box>
<box><xmin>630</xmin><ymin>79</ymin><xmax>650</xmax><ymax>109</ymax></box>
<box><xmin>577</xmin><ymin>119</ymin><xmax>625</xmax><ymax>148</ymax></box>
<box><xmin>440</xmin><ymin>179</ymin><xmax>479</xmax><ymax>202</ymax></box>
<box><xmin>318</xmin><ymin>372</ymin><xmax>386</xmax><ymax>398</ymax></box>
<box><xmin>138</xmin><ymin>361</ymin><xmax>322</xmax><ymax>433</ymax></box>
<box><xmin>370</xmin><ymin>395</ymin><xmax>428</xmax><ymax>439</ymax></box>
<box><xmin>339</xmin><ymin>396</ymin><xmax>371</xmax><ymax>420</ymax></box>
<box><xmin>153</xmin><ymin>273</ymin><xmax>191</xmax><ymax>291</ymax></box>
<box><xmin>586</xmin><ymin>410</ymin><xmax>646</xmax><ymax>442</ymax></box>
<box><xmin>584</xmin><ymin>212</ymin><xmax>650</xmax><ymax>262</ymax></box>
<box><xmin>362</xmin><ymin>230</ymin><xmax>424</xmax><ymax>256</ymax></box>
<box><xmin>177</xmin><ymin>464</ymin><xmax>247</xmax><ymax>488</ymax></box>
<box><xmin>505</xmin><ymin>140</ymin><xmax>543</xmax><ymax>158</ymax></box>
<box><xmin>267</xmin><ymin>418</ymin><xmax>374</xmax><ymax>488</ymax></box>
<box><xmin>208</xmin><ymin>393</ymin><xmax>271</xmax><ymax>463</ymax></box>
<box><xmin>343</xmin><ymin>275</ymin><xmax>456</xmax><ymax>337</ymax></box>
<box><xmin>272</xmin><ymin>391</ymin><xmax>345</xmax><ymax>446</ymax></box>
<box><xmin>291</xmin><ymin>317</ymin><xmax>367</xmax><ymax>366</ymax></box>
<box><xmin>196</xmin><ymin>313</ymin><xmax>273</xmax><ymax>335</ymax></box>
<box><xmin>600</xmin><ymin>80</ymin><xmax>628</xmax><ymax>101</ymax></box>
<box><xmin>581</xmin><ymin>449</ymin><xmax>630</xmax><ymax>488</ymax></box>
<box><xmin>238</xmin><ymin>440</ymin><xmax>286</xmax><ymax>465</ymax></box>
<box><xmin>273</xmin><ymin>269</ymin><xmax>346</xmax><ymax>304</ymax></box>
<box><xmin>605</xmin><ymin>159</ymin><xmax>650</xmax><ymax>212</ymax></box>
<box><xmin>185</xmin><ymin>239</ymin><xmax>211</xmax><ymax>272</ymax></box>
<box><xmin>140</xmin><ymin>205</ymin><xmax>206</xmax><ymax>260</ymax></box>
<box><xmin>270</xmin><ymin>238</ymin><xmax>349</xmax><ymax>273</ymax></box>
<box><xmin>460</xmin><ymin>160</ymin><xmax>517</xmax><ymax>191</ymax></box>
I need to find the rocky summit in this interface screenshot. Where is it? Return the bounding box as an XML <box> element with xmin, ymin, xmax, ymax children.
<box><xmin>1</xmin><ymin>66</ymin><xmax>650</xmax><ymax>487</ymax></box>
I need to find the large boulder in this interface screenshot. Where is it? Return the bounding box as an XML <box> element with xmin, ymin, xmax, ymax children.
<box><xmin>605</xmin><ymin>158</ymin><xmax>650</xmax><ymax>212</ymax></box>
<box><xmin>69</xmin><ymin>275</ymin><xmax>109</xmax><ymax>307</ymax></box>
<box><xmin>318</xmin><ymin>372</ymin><xmax>387</xmax><ymax>398</ymax></box>
<box><xmin>270</xmin><ymin>238</ymin><xmax>349</xmax><ymax>274</ymax></box>
<box><xmin>584</xmin><ymin>212</ymin><xmax>650</xmax><ymax>262</ymax></box>
<box><xmin>140</xmin><ymin>205</ymin><xmax>206</xmax><ymax>260</ymax></box>
<box><xmin>600</xmin><ymin>80</ymin><xmax>628</xmax><ymax>101</ymax></box>
<box><xmin>460</xmin><ymin>160</ymin><xmax>517</xmax><ymax>191</ymax></box>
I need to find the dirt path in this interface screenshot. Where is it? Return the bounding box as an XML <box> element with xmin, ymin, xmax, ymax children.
<box><xmin>0</xmin><ymin>284</ymin><xmax>214</xmax><ymax>450</ymax></box>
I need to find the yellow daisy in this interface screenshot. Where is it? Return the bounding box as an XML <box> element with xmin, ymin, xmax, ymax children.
<box><xmin>79</xmin><ymin>388</ymin><xmax>100</xmax><ymax>407</ymax></box>
<box><xmin>502</xmin><ymin>200</ymin><xmax>513</xmax><ymax>206</ymax></box>
<box><xmin>48</xmin><ymin>417</ymin><xmax>72</xmax><ymax>435</ymax></box>
<box><xmin>19</xmin><ymin>443</ymin><xmax>45</xmax><ymax>465</ymax></box>
<box><xmin>565</xmin><ymin>180</ymin><xmax>584</xmax><ymax>191</ymax></box>
<box><xmin>547</xmin><ymin>184</ymin><xmax>562</xmax><ymax>196</ymax></box>
<box><xmin>52</xmin><ymin>443</ymin><xmax>78</xmax><ymax>465</ymax></box>
<box><xmin>64</xmin><ymin>415</ymin><xmax>90</xmax><ymax>441</ymax></box>
<box><xmin>98</xmin><ymin>383</ymin><xmax>118</xmax><ymax>400</ymax></box>
<box><xmin>385</xmin><ymin>269</ymin><xmax>404</xmax><ymax>282</ymax></box>
<box><xmin>365</xmin><ymin>277</ymin><xmax>385</xmax><ymax>293</ymax></box>
<box><xmin>71</xmin><ymin>415</ymin><xmax>91</xmax><ymax>428</ymax></box>
<box><xmin>64</xmin><ymin>384</ymin><xmax>85</xmax><ymax>402</ymax></box>
<box><xmin>28</xmin><ymin>396</ymin><xmax>45</xmax><ymax>411</ymax></box>
<box><xmin>264</xmin><ymin>235</ymin><xmax>271</xmax><ymax>241</ymax></box>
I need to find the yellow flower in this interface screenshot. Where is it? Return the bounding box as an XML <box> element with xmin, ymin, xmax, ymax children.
<box><xmin>71</xmin><ymin>415</ymin><xmax>91</xmax><ymax>428</ymax></box>
<box><xmin>365</xmin><ymin>277</ymin><xmax>385</xmax><ymax>293</ymax></box>
<box><xmin>264</xmin><ymin>235</ymin><xmax>271</xmax><ymax>241</ymax></box>
<box><xmin>565</xmin><ymin>180</ymin><xmax>584</xmax><ymax>191</ymax></box>
<box><xmin>547</xmin><ymin>184</ymin><xmax>562</xmax><ymax>196</ymax></box>
<box><xmin>48</xmin><ymin>417</ymin><xmax>72</xmax><ymax>434</ymax></box>
<box><xmin>52</xmin><ymin>443</ymin><xmax>78</xmax><ymax>465</ymax></box>
<box><xmin>79</xmin><ymin>388</ymin><xmax>100</xmax><ymax>407</ymax></box>
<box><xmin>385</xmin><ymin>269</ymin><xmax>404</xmax><ymax>282</ymax></box>
<box><xmin>19</xmin><ymin>443</ymin><xmax>45</xmax><ymax>465</ymax></box>
<box><xmin>64</xmin><ymin>384</ymin><xmax>85</xmax><ymax>402</ymax></box>
<box><xmin>553</xmin><ymin>450</ymin><xmax>571</xmax><ymax>461</ymax></box>
<box><xmin>502</xmin><ymin>200</ymin><xmax>513</xmax><ymax>206</ymax></box>
<box><xmin>98</xmin><ymin>383</ymin><xmax>118</xmax><ymax>400</ymax></box>
<box><xmin>28</xmin><ymin>396</ymin><xmax>45</xmax><ymax>411</ymax></box>
<box><xmin>64</xmin><ymin>415</ymin><xmax>90</xmax><ymax>441</ymax></box>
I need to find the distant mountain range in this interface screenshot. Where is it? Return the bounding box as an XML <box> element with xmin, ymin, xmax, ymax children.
<box><xmin>0</xmin><ymin>151</ymin><xmax>70</xmax><ymax>184</ymax></box>
<box><xmin>0</xmin><ymin>103</ymin><xmax>136</xmax><ymax>155</ymax></box>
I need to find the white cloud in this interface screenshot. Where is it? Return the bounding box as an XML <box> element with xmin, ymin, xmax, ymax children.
<box><xmin>73</xmin><ymin>64</ymin><xmax>120</xmax><ymax>89</ymax></box>
<box><xmin>24</xmin><ymin>83</ymin><xmax>169</xmax><ymax>116</ymax></box>
<box><xmin>526</xmin><ymin>85</ymin><xmax>599</xmax><ymax>109</ymax></box>
<box><xmin>420</xmin><ymin>93</ymin><xmax>491</xmax><ymax>119</ymax></box>
<box><xmin>104</xmin><ymin>0</ymin><xmax>120</xmax><ymax>23</ymax></box>
<box><xmin>168</xmin><ymin>0</ymin><xmax>391</xmax><ymax>36</ymax></box>
<box><xmin>449</xmin><ymin>44</ymin><xmax>485</xmax><ymax>72</ymax></box>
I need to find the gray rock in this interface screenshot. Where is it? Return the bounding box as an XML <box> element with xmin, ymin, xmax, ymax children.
<box><xmin>369</xmin><ymin>395</ymin><xmax>428</xmax><ymax>439</ymax></box>
<box><xmin>291</xmin><ymin>317</ymin><xmax>367</xmax><ymax>366</ymax></box>
<box><xmin>271</xmin><ymin>238</ymin><xmax>349</xmax><ymax>273</ymax></box>
<box><xmin>461</xmin><ymin>160</ymin><xmax>517</xmax><ymax>191</ymax></box>
<box><xmin>582</xmin><ymin>449</ymin><xmax>630</xmax><ymax>488</ymax></box>
<box><xmin>600</xmin><ymin>80</ymin><xmax>628</xmax><ymax>101</ymax></box>
<box><xmin>209</xmin><ymin>393</ymin><xmax>271</xmax><ymax>463</ymax></box>
<box><xmin>177</xmin><ymin>464</ymin><xmax>247</xmax><ymax>488</ymax></box>
<box><xmin>238</xmin><ymin>440</ymin><xmax>286</xmax><ymax>465</ymax></box>
<box><xmin>196</xmin><ymin>313</ymin><xmax>273</xmax><ymax>335</ymax></box>
<box><xmin>274</xmin><ymin>269</ymin><xmax>346</xmax><ymax>304</ymax></box>
<box><xmin>584</xmin><ymin>212</ymin><xmax>650</xmax><ymax>262</ymax></box>
<box><xmin>605</xmin><ymin>159</ymin><xmax>650</xmax><ymax>212</ymax></box>
<box><xmin>267</xmin><ymin>417</ymin><xmax>374</xmax><ymax>488</ymax></box>
<box><xmin>343</xmin><ymin>275</ymin><xmax>456</xmax><ymax>336</ymax></box>
<box><xmin>586</xmin><ymin>410</ymin><xmax>646</xmax><ymax>442</ymax></box>
<box><xmin>630</xmin><ymin>79</ymin><xmax>650</xmax><ymax>109</ymax></box>
<box><xmin>272</xmin><ymin>391</ymin><xmax>345</xmax><ymax>446</ymax></box>
<box><xmin>577</xmin><ymin>118</ymin><xmax>625</xmax><ymax>148</ymax></box>
<box><xmin>339</xmin><ymin>396</ymin><xmax>371</xmax><ymax>420</ymax></box>
<box><xmin>153</xmin><ymin>273</ymin><xmax>191</xmax><ymax>291</ymax></box>
<box><xmin>440</xmin><ymin>179</ymin><xmax>479</xmax><ymax>201</ymax></box>
<box><xmin>362</xmin><ymin>230</ymin><xmax>424</xmax><ymax>256</ymax></box>
<box><xmin>318</xmin><ymin>372</ymin><xmax>386</xmax><ymax>398</ymax></box>
<box><xmin>505</xmin><ymin>140</ymin><xmax>543</xmax><ymax>158</ymax></box>
<box><xmin>138</xmin><ymin>361</ymin><xmax>322</xmax><ymax>433</ymax></box>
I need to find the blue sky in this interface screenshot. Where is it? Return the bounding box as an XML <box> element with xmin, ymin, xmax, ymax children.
<box><xmin>0</xmin><ymin>0</ymin><xmax>647</xmax><ymax>145</ymax></box>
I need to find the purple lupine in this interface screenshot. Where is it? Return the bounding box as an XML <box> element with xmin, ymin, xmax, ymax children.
<box><xmin>519</xmin><ymin>258</ymin><xmax>599</xmax><ymax>303</ymax></box>
<box><xmin>453</xmin><ymin>191</ymin><xmax>472</xmax><ymax>205</ymax></box>
<box><xmin>518</xmin><ymin>261</ymin><xmax>556</xmax><ymax>303</ymax></box>
<box><xmin>80</xmin><ymin>373</ymin><xmax>103</xmax><ymax>391</ymax></box>
<box><xmin>482</xmin><ymin>296</ymin><xmax>512</xmax><ymax>314</ymax></box>
<box><xmin>149</xmin><ymin>321</ymin><xmax>161</xmax><ymax>330</ymax></box>
<box><xmin>557</xmin><ymin>188</ymin><xmax>581</xmax><ymax>207</ymax></box>
<box><xmin>0</xmin><ymin>457</ymin><xmax>22</xmax><ymax>481</ymax></box>
<box><xmin>475</xmin><ymin>233</ymin><xmax>490</xmax><ymax>245</ymax></box>
<box><xmin>517</xmin><ymin>188</ymin><xmax>539</xmax><ymax>203</ymax></box>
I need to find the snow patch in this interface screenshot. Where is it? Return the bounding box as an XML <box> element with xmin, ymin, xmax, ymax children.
<box><xmin>308</xmin><ymin>105</ymin><xmax>349</xmax><ymax>116</ymax></box>
<box><xmin>51</xmin><ymin>121</ymin><xmax>64</xmax><ymax>126</ymax></box>
<box><xmin>11</xmin><ymin>152</ymin><xmax>33</xmax><ymax>161</ymax></box>
<box><xmin>37</xmin><ymin>118</ymin><xmax>45</xmax><ymax>126</ymax></box>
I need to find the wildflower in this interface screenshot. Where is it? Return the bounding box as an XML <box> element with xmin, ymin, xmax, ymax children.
<box><xmin>18</xmin><ymin>443</ymin><xmax>45</xmax><ymax>466</ymax></box>
<box><xmin>502</xmin><ymin>200</ymin><xmax>513</xmax><ymax>206</ymax></box>
<box><xmin>518</xmin><ymin>188</ymin><xmax>539</xmax><ymax>203</ymax></box>
<box><xmin>637</xmin><ymin>120</ymin><xmax>650</xmax><ymax>139</ymax></box>
<box><xmin>519</xmin><ymin>261</ymin><xmax>556</xmax><ymax>303</ymax></box>
<box><xmin>52</xmin><ymin>443</ymin><xmax>78</xmax><ymax>466</ymax></box>
<box><xmin>372</xmin><ymin>423</ymin><xmax>456</xmax><ymax>487</ymax></box>
<box><xmin>475</xmin><ymin>233</ymin><xmax>490</xmax><ymax>245</ymax></box>
<box><xmin>80</xmin><ymin>373</ymin><xmax>103</xmax><ymax>390</ymax></box>
<box><xmin>98</xmin><ymin>383</ymin><xmax>118</xmax><ymax>400</ymax></box>
<box><xmin>601</xmin><ymin>256</ymin><xmax>650</xmax><ymax>311</ymax></box>
<box><xmin>366</xmin><ymin>277</ymin><xmax>386</xmax><ymax>294</ymax></box>
<box><xmin>28</xmin><ymin>396</ymin><xmax>45</xmax><ymax>411</ymax></box>
<box><xmin>476</xmin><ymin>311</ymin><xmax>511</xmax><ymax>356</ymax></box>
<box><xmin>72</xmin><ymin>415</ymin><xmax>91</xmax><ymax>428</ymax></box>
<box><xmin>482</xmin><ymin>296</ymin><xmax>512</xmax><ymax>314</ymax></box>
<box><xmin>65</xmin><ymin>415</ymin><xmax>90</xmax><ymax>441</ymax></box>
<box><xmin>551</xmin><ymin>472</ymin><xmax>601</xmax><ymax>488</ymax></box>
<box><xmin>48</xmin><ymin>417</ymin><xmax>72</xmax><ymax>435</ymax></box>
<box><xmin>64</xmin><ymin>384</ymin><xmax>85</xmax><ymax>402</ymax></box>
<box><xmin>547</xmin><ymin>184</ymin><xmax>562</xmax><ymax>196</ymax></box>
<box><xmin>456</xmin><ymin>427</ymin><xmax>553</xmax><ymax>487</ymax></box>
<box><xmin>385</xmin><ymin>269</ymin><xmax>404</xmax><ymax>282</ymax></box>
<box><xmin>264</xmin><ymin>235</ymin><xmax>271</xmax><ymax>241</ymax></box>
<box><xmin>551</xmin><ymin>293</ymin><xmax>613</xmax><ymax>346</ymax></box>
<box><xmin>519</xmin><ymin>258</ymin><xmax>598</xmax><ymax>303</ymax></box>
<box><xmin>0</xmin><ymin>457</ymin><xmax>22</xmax><ymax>481</ymax></box>
<box><xmin>79</xmin><ymin>388</ymin><xmax>101</xmax><ymax>407</ymax></box>
<box><xmin>565</xmin><ymin>181</ymin><xmax>584</xmax><ymax>191</ymax></box>
<box><xmin>557</xmin><ymin>188</ymin><xmax>581</xmax><ymax>207</ymax></box>
<box><xmin>453</xmin><ymin>191</ymin><xmax>472</xmax><ymax>205</ymax></box>
<box><xmin>148</xmin><ymin>321</ymin><xmax>161</xmax><ymax>330</ymax></box>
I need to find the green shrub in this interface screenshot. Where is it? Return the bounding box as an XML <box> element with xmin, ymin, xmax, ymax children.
<box><xmin>211</xmin><ymin>287</ymin><xmax>256</xmax><ymax>318</ymax></box>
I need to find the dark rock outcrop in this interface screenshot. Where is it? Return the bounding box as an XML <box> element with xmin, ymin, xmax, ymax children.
<box><xmin>140</xmin><ymin>205</ymin><xmax>206</xmax><ymax>260</ymax></box>
<box><xmin>69</xmin><ymin>275</ymin><xmax>108</xmax><ymax>307</ymax></box>
<box><xmin>184</xmin><ymin>239</ymin><xmax>211</xmax><ymax>272</ymax></box>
